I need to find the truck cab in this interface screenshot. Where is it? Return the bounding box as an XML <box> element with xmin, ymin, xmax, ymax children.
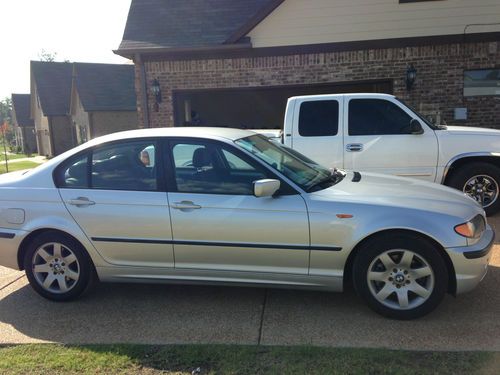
<box><xmin>283</xmin><ymin>93</ymin><xmax>500</xmax><ymax>215</ymax></box>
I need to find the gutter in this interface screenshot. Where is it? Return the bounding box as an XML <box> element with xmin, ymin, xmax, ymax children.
<box><xmin>113</xmin><ymin>43</ymin><xmax>252</xmax><ymax>59</ymax></box>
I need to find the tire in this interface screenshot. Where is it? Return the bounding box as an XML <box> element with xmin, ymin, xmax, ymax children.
<box><xmin>352</xmin><ymin>233</ymin><xmax>448</xmax><ymax>320</ymax></box>
<box><xmin>447</xmin><ymin>162</ymin><xmax>500</xmax><ymax>216</ymax></box>
<box><xmin>24</xmin><ymin>231</ymin><xmax>95</xmax><ymax>301</ymax></box>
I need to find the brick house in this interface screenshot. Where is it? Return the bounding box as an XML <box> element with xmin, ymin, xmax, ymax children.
<box><xmin>70</xmin><ymin>63</ymin><xmax>138</xmax><ymax>144</ymax></box>
<box><xmin>115</xmin><ymin>0</ymin><xmax>500</xmax><ymax>130</ymax></box>
<box><xmin>11</xmin><ymin>94</ymin><xmax>37</xmax><ymax>154</ymax></box>
<box><xmin>30</xmin><ymin>61</ymin><xmax>75</xmax><ymax>157</ymax></box>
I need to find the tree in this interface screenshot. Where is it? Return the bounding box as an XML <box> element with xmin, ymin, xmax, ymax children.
<box><xmin>38</xmin><ymin>49</ymin><xmax>57</xmax><ymax>62</ymax></box>
<box><xmin>0</xmin><ymin>97</ymin><xmax>11</xmax><ymax>124</ymax></box>
<box><xmin>0</xmin><ymin>98</ymin><xmax>13</xmax><ymax>144</ymax></box>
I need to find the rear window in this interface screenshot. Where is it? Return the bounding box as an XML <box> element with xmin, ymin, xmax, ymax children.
<box><xmin>298</xmin><ymin>100</ymin><xmax>339</xmax><ymax>137</ymax></box>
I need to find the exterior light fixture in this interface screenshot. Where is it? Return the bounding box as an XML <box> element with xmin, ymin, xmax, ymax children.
<box><xmin>151</xmin><ymin>78</ymin><xmax>162</xmax><ymax>111</ymax></box>
<box><xmin>406</xmin><ymin>65</ymin><xmax>417</xmax><ymax>91</ymax></box>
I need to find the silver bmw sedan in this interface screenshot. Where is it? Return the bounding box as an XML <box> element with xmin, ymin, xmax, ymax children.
<box><xmin>0</xmin><ymin>128</ymin><xmax>494</xmax><ymax>319</ymax></box>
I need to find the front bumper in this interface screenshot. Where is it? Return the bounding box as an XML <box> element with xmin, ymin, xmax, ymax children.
<box><xmin>0</xmin><ymin>228</ymin><xmax>28</xmax><ymax>270</ymax></box>
<box><xmin>446</xmin><ymin>225</ymin><xmax>495</xmax><ymax>295</ymax></box>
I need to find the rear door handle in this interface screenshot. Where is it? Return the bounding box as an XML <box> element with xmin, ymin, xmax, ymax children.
<box><xmin>171</xmin><ymin>201</ymin><xmax>202</xmax><ymax>210</ymax></box>
<box><xmin>68</xmin><ymin>197</ymin><xmax>95</xmax><ymax>207</ymax></box>
<box><xmin>346</xmin><ymin>143</ymin><xmax>363</xmax><ymax>152</ymax></box>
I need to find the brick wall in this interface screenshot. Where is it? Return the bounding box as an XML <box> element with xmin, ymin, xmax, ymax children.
<box><xmin>136</xmin><ymin>40</ymin><xmax>500</xmax><ymax>129</ymax></box>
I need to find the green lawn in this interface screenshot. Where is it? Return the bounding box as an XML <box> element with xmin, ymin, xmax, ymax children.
<box><xmin>0</xmin><ymin>161</ymin><xmax>39</xmax><ymax>174</ymax></box>
<box><xmin>0</xmin><ymin>344</ymin><xmax>497</xmax><ymax>375</ymax></box>
<box><xmin>3</xmin><ymin>153</ymin><xmax>30</xmax><ymax>160</ymax></box>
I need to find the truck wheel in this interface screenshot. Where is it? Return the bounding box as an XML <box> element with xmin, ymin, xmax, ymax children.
<box><xmin>447</xmin><ymin>162</ymin><xmax>500</xmax><ymax>216</ymax></box>
<box><xmin>352</xmin><ymin>233</ymin><xmax>448</xmax><ymax>320</ymax></box>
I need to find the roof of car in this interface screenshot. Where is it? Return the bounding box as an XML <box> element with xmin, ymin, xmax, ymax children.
<box><xmin>289</xmin><ymin>93</ymin><xmax>395</xmax><ymax>101</ymax></box>
<box><xmin>88</xmin><ymin>127</ymin><xmax>256</xmax><ymax>145</ymax></box>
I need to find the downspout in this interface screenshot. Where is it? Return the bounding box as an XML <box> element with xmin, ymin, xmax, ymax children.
<box><xmin>135</xmin><ymin>53</ymin><xmax>151</xmax><ymax>128</ymax></box>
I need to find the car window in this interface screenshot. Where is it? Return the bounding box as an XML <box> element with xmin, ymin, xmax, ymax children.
<box><xmin>171</xmin><ymin>141</ymin><xmax>268</xmax><ymax>195</ymax></box>
<box><xmin>91</xmin><ymin>141</ymin><xmax>157</xmax><ymax>191</ymax></box>
<box><xmin>57</xmin><ymin>153</ymin><xmax>89</xmax><ymax>188</ymax></box>
<box><xmin>299</xmin><ymin>100</ymin><xmax>339</xmax><ymax>137</ymax></box>
<box><xmin>349</xmin><ymin>99</ymin><xmax>412</xmax><ymax>136</ymax></box>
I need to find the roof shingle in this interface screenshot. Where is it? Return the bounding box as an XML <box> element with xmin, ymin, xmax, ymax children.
<box><xmin>73</xmin><ymin>63</ymin><xmax>137</xmax><ymax>112</ymax></box>
<box><xmin>11</xmin><ymin>94</ymin><xmax>34</xmax><ymax>127</ymax></box>
<box><xmin>31</xmin><ymin>61</ymin><xmax>73</xmax><ymax>116</ymax></box>
<box><xmin>118</xmin><ymin>0</ymin><xmax>275</xmax><ymax>52</ymax></box>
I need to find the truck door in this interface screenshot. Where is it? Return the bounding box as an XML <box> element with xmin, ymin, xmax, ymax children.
<box><xmin>285</xmin><ymin>96</ymin><xmax>344</xmax><ymax>170</ymax></box>
<box><xmin>343</xmin><ymin>95</ymin><xmax>439</xmax><ymax>181</ymax></box>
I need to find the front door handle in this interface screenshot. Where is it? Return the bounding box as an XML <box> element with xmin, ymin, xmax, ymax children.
<box><xmin>68</xmin><ymin>197</ymin><xmax>95</xmax><ymax>207</ymax></box>
<box><xmin>171</xmin><ymin>201</ymin><xmax>202</xmax><ymax>210</ymax></box>
<box><xmin>346</xmin><ymin>143</ymin><xmax>363</xmax><ymax>152</ymax></box>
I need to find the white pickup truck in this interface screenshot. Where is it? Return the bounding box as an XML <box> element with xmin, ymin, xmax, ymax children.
<box><xmin>278</xmin><ymin>93</ymin><xmax>500</xmax><ymax>215</ymax></box>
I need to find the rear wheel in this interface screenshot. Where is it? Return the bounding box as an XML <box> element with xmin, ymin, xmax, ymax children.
<box><xmin>447</xmin><ymin>162</ymin><xmax>500</xmax><ymax>216</ymax></box>
<box><xmin>24</xmin><ymin>231</ymin><xmax>95</xmax><ymax>301</ymax></box>
<box><xmin>352</xmin><ymin>233</ymin><xmax>448</xmax><ymax>320</ymax></box>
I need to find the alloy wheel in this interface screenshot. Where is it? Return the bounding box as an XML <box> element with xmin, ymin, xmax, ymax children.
<box><xmin>32</xmin><ymin>242</ymin><xmax>80</xmax><ymax>294</ymax></box>
<box><xmin>463</xmin><ymin>174</ymin><xmax>499</xmax><ymax>208</ymax></box>
<box><xmin>367</xmin><ymin>249</ymin><xmax>434</xmax><ymax>310</ymax></box>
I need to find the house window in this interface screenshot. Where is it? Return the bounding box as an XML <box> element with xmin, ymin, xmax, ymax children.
<box><xmin>464</xmin><ymin>69</ymin><xmax>500</xmax><ymax>97</ymax></box>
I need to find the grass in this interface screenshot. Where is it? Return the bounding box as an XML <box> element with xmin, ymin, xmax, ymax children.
<box><xmin>3</xmin><ymin>153</ymin><xmax>30</xmax><ymax>160</ymax></box>
<box><xmin>0</xmin><ymin>344</ymin><xmax>498</xmax><ymax>375</ymax></box>
<box><xmin>0</xmin><ymin>160</ymin><xmax>39</xmax><ymax>174</ymax></box>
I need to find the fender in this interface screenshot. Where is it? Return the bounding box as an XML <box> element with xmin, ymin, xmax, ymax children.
<box><xmin>441</xmin><ymin>152</ymin><xmax>500</xmax><ymax>184</ymax></box>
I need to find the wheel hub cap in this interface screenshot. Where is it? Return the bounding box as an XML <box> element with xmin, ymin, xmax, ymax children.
<box><xmin>367</xmin><ymin>249</ymin><xmax>435</xmax><ymax>310</ymax></box>
<box><xmin>32</xmin><ymin>242</ymin><xmax>80</xmax><ymax>294</ymax></box>
<box><xmin>464</xmin><ymin>175</ymin><xmax>499</xmax><ymax>208</ymax></box>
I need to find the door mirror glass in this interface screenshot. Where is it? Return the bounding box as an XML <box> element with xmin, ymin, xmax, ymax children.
<box><xmin>410</xmin><ymin>119</ymin><xmax>424</xmax><ymax>135</ymax></box>
<box><xmin>254</xmin><ymin>179</ymin><xmax>280</xmax><ymax>197</ymax></box>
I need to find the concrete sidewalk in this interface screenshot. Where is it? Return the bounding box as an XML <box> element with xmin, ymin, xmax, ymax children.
<box><xmin>1</xmin><ymin>246</ymin><xmax>498</xmax><ymax>350</ymax></box>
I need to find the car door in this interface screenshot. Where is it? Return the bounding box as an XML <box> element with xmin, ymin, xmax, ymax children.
<box><xmin>287</xmin><ymin>97</ymin><xmax>344</xmax><ymax>170</ymax></box>
<box><xmin>166</xmin><ymin>138</ymin><xmax>310</xmax><ymax>275</ymax></box>
<box><xmin>343</xmin><ymin>96</ymin><xmax>439</xmax><ymax>181</ymax></box>
<box><xmin>57</xmin><ymin>139</ymin><xmax>175</xmax><ymax>268</ymax></box>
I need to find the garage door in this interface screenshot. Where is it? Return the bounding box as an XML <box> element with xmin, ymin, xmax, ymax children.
<box><xmin>173</xmin><ymin>80</ymin><xmax>392</xmax><ymax>129</ymax></box>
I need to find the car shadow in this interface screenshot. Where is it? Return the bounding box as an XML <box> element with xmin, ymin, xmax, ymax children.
<box><xmin>0</xmin><ymin>261</ymin><xmax>499</xmax><ymax>350</ymax></box>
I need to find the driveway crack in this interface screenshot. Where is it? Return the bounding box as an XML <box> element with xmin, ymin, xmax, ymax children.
<box><xmin>257</xmin><ymin>289</ymin><xmax>268</xmax><ymax>345</ymax></box>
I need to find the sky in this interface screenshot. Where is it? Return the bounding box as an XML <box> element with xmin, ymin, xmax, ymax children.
<box><xmin>0</xmin><ymin>0</ymin><xmax>132</xmax><ymax>100</ymax></box>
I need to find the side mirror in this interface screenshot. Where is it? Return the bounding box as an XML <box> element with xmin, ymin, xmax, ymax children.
<box><xmin>410</xmin><ymin>119</ymin><xmax>424</xmax><ymax>135</ymax></box>
<box><xmin>254</xmin><ymin>179</ymin><xmax>280</xmax><ymax>197</ymax></box>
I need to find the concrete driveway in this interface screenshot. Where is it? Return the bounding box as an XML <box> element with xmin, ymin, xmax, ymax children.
<box><xmin>1</xmin><ymin>217</ymin><xmax>499</xmax><ymax>350</ymax></box>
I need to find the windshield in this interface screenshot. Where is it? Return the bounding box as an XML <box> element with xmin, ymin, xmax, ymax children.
<box><xmin>396</xmin><ymin>98</ymin><xmax>440</xmax><ymax>130</ymax></box>
<box><xmin>235</xmin><ymin>135</ymin><xmax>333</xmax><ymax>190</ymax></box>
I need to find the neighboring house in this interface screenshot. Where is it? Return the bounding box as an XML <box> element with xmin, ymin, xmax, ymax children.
<box><xmin>115</xmin><ymin>0</ymin><xmax>500</xmax><ymax>130</ymax></box>
<box><xmin>11</xmin><ymin>94</ymin><xmax>37</xmax><ymax>154</ymax></box>
<box><xmin>31</xmin><ymin>61</ymin><xmax>75</xmax><ymax>157</ymax></box>
<box><xmin>70</xmin><ymin>63</ymin><xmax>138</xmax><ymax>144</ymax></box>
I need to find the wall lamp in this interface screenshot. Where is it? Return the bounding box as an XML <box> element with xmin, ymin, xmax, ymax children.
<box><xmin>151</xmin><ymin>78</ymin><xmax>162</xmax><ymax>111</ymax></box>
<box><xmin>406</xmin><ymin>65</ymin><xmax>417</xmax><ymax>91</ymax></box>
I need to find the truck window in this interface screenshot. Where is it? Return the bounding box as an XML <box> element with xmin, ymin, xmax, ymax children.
<box><xmin>349</xmin><ymin>99</ymin><xmax>412</xmax><ymax>136</ymax></box>
<box><xmin>298</xmin><ymin>100</ymin><xmax>339</xmax><ymax>137</ymax></box>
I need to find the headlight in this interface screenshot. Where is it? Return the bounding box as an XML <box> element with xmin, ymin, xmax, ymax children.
<box><xmin>454</xmin><ymin>215</ymin><xmax>486</xmax><ymax>239</ymax></box>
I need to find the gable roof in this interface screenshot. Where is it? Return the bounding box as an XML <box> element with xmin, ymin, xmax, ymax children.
<box><xmin>116</xmin><ymin>0</ymin><xmax>283</xmax><ymax>55</ymax></box>
<box><xmin>11</xmin><ymin>94</ymin><xmax>34</xmax><ymax>127</ymax></box>
<box><xmin>31</xmin><ymin>61</ymin><xmax>73</xmax><ymax>116</ymax></box>
<box><xmin>72</xmin><ymin>63</ymin><xmax>137</xmax><ymax>112</ymax></box>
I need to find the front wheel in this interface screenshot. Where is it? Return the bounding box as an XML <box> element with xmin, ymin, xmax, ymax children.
<box><xmin>447</xmin><ymin>162</ymin><xmax>500</xmax><ymax>216</ymax></box>
<box><xmin>24</xmin><ymin>231</ymin><xmax>95</xmax><ymax>301</ymax></box>
<box><xmin>352</xmin><ymin>233</ymin><xmax>448</xmax><ymax>320</ymax></box>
